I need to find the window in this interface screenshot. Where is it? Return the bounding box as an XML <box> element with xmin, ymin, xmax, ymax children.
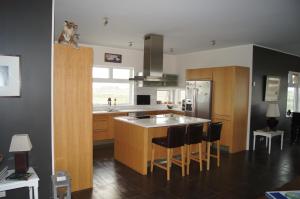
<box><xmin>93</xmin><ymin>66</ymin><xmax>134</xmax><ymax>106</ymax></box>
<box><xmin>286</xmin><ymin>71</ymin><xmax>300</xmax><ymax>115</ymax></box>
<box><xmin>113</xmin><ymin>68</ymin><xmax>131</xmax><ymax>79</ymax></box>
<box><xmin>157</xmin><ymin>90</ymin><xmax>170</xmax><ymax>104</ymax></box>
<box><xmin>156</xmin><ymin>88</ymin><xmax>185</xmax><ymax>105</ymax></box>
<box><xmin>179</xmin><ymin>90</ymin><xmax>186</xmax><ymax>105</ymax></box>
<box><xmin>93</xmin><ymin>67</ymin><xmax>110</xmax><ymax>79</ymax></box>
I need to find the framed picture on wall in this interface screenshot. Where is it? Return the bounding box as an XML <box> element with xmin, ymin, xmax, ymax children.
<box><xmin>264</xmin><ymin>75</ymin><xmax>280</xmax><ymax>102</ymax></box>
<box><xmin>0</xmin><ymin>55</ymin><xmax>21</xmax><ymax>97</ymax></box>
<box><xmin>104</xmin><ymin>53</ymin><xmax>122</xmax><ymax>63</ymax></box>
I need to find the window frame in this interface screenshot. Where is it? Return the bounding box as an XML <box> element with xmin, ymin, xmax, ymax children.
<box><xmin>93</xmin><ymin>65</ymin><xmax>134</xmax><ymax>106</ymax></box>
<box><xmin>156</xmin><ymin>89</ymin><xmax>171</xmax><ymax>104</ymax></box>
<box><xmin>156</xmin><ymin>88</ymin><xmax>185</xmax><ymax>105</ymax></box>
<box><xmin>286</xmin><ymin>71</ymin><xmax>300</xmax><ymax>116</ymax></box>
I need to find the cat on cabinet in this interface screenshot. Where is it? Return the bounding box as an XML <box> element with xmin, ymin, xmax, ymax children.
<box><xmin>58</xmin><ymin>20</ymin><xmax>79</xmax><ymax>48</ymax></box>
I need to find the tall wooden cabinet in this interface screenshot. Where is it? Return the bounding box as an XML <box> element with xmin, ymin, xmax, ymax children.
<box><xmin>186</xmin><ymin>66</ymin><xmax>249</xmax><ymax>153</ymax></box>
<box><xmin>54</xmin><ymin>44</ymin><xmax>93</xmax><ymax>191</ymax></box>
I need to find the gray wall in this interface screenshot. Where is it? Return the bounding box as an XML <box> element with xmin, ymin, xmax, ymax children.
<box><xmin>0</xmin><ymin>0</ymin><xmax>52</xmax><ymax>198</ymax></box>
<box><xmin>250</xmin><ymin>46</ymin><xmax>300</xmax><ymax>148</ymax></box>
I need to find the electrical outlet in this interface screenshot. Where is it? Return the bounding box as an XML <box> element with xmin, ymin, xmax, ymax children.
<box><xmin>0</xmin><ymin>191</ymin><xmax>6</xmax><ymax>197</ymax></box>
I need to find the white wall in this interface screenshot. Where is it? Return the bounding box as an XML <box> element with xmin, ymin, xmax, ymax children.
<box><xmin>81</xmin><ymin>43</ymin><xmax>177</xmax><ymax>75</ymax></box>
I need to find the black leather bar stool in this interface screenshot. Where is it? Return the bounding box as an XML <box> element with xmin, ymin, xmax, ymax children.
<box><xmin>151</xmin><ymin>125</ymin><xmax>186</xmax><ymax>181</ymax></box>
<box><xmin>185</xmin><ymin>123</ymin><xmax>203</xmax><ymax>175</ymax></box>
<box><xmin>185</xmin><ymin>124</ymin><xmax>203</xmax><ymax>175</ymax></box>
<box><xmin>202</xmin><ymin>122</ymin><xmax>222</xmax><ymax>170</ymax></box>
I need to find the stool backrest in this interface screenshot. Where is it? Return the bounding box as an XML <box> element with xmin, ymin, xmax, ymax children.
<box><xmin>292</xmin><ymin>112</ymin><xmax>300</xmax><ymax>127</ymax></box>
<box><xmin>186</xmin><ymin>123</ymin><xmax>203</xmax><ymax>144</ymax></box>
<box><xmin>207</xmin><ymin>122</ymin><xmax>223</xmax><ymax>141</ymax></box>
<box><xmin>167</xmin><ymin>125</ymin><xmax>186</xmax><ymax>148</ymax></box>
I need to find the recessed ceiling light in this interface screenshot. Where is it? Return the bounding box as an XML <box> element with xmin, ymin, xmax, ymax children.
<box><xmin>103</xmin><ymin>17</ymin><xmax>109</xmax><ymax>26</ymax></box>
<box><xmin>210</xmin><ymin>40</ymin><xmax>216</xmax><ymax>46</ymax></box>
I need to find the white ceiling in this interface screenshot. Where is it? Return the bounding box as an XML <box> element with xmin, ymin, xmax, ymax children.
<box><xmin>54</xmin><ymin>0</ymin><xmax>300</xmax><ymax>55</ymax></box>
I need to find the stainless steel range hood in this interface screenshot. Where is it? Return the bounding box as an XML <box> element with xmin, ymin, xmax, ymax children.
<box><xmin>129</xmin><ymin>34</ymin><xmax>178</xmax><ymax>87</ymax></box>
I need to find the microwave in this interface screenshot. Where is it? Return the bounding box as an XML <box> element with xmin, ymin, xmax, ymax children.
<box><xmin>136</xmin><ymin>95</ymin><xmax>151</xmax><ymax>105</ymax></box>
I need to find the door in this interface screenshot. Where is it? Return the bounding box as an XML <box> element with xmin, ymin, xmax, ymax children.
<box><xmin>195</xmin><ymin>81</ymin><xmax>212</xmax><ymax>119</ymax></box>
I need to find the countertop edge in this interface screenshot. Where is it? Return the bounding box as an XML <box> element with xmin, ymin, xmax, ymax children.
<box><xmin>114</xmin><ymin>116</ymin><xmax>210</xmax><ymax>128</ymax></box>
<box><xmin>93</xmin><ymin>109</ymin><xmax>184</xmax><ymax>115</ymax></box>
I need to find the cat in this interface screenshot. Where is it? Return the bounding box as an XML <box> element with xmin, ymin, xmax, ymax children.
<box><xmin>58</xmin><ymin>20</ymin><xmax>79</xmax><ymax>48</ymax></box>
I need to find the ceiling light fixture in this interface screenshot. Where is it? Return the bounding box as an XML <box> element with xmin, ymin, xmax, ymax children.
<box><xmin>129</xmin><ymin>41</ymin><xmax>133</xmax><ymax>47</ymax></box>
<box><xmin>170</xmin><ymin>48</ymin><xmax>174</xmax><ymax>53</ymax></box>
<box><xmin>210</xmin><ymin>40</ymin><xmax>216</xmax><ymax>46</ymax></box>
<box><xmin>103</xmin><ymin>17</ymin><xmax>109</xmax><ymax>26</ymax></box>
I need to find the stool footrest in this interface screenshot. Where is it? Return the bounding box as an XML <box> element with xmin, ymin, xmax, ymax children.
<box><xmin>153</xmin><ymin>162</ymin><xmax>167</xmax><ymax>171</ymax></box>
<box><xmin>171</xmin><ymin>159</ymin><xmax>183</xmax><ymax>167</ymax></box>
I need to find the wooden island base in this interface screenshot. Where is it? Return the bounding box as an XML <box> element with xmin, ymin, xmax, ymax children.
<box><xmin>114</xmin><ymin>118</ymin><xmax>209</xmax><ymax>175</ymax></box>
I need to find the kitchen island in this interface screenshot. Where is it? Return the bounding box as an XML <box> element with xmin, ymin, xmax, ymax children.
<box><xmin>114</xmin><ymin>114</ymin><xmax>210</xmax><ymax>175</ymax></box>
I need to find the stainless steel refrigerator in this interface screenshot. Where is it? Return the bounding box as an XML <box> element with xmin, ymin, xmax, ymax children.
<box><xmin>183</xmin><ymin>81</ymin><xmax>212</xmax><ymax>119</ymax></box>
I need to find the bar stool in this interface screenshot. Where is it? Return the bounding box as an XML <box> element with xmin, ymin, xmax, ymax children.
<box><xmin>185</xmin><ymin>123</ymin><xmax>203</xmax><ymax>175</ymax></box>
<box><xmin>151</xmin><ymin>125</ymin><xmax>186</xmax><ymax>181</ymax></box>
<box><xmin>202</xmin><ymin>122</ymin><xmax>222</xmax><ymax>170</ymax></box>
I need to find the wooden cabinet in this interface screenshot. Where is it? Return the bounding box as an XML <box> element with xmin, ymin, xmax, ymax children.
<box><xmin>212</xmin><ymin>67</ymin><xmax>234</xmax><ymax>117</ymax></box>
<box><xmin>186</xmin><ymin>68</ymin><xmax>213</xmax><ymax>80</ymax></box>
<box><xmin>93</xmin><ymin>112</ymin><xmax>127</xmax><ymax>141</ymax></box>
<box><xmin>186</xmin><ymin>66</ymin><xmax>249</xmax><ymax>153</ymax></box>
<box><xmin>54</xmin><ymin>44</ymin><xmax>93</xmax><ymax>192</ymax></box>
<box><xmin>93</xmin><ymin>115</ymin><xmax>110</xmax><ymax>141</ymax></box>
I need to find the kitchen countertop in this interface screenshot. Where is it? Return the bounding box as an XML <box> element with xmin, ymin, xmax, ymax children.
<box><xmin>93</xmin><ymin>108</ymin><xmax>184</xmax><ymax>114</ymax></box>
<box><xmin>114</xmin><ymin>114</ymin><xmax>210</xmax><ymax>128</ymax></box>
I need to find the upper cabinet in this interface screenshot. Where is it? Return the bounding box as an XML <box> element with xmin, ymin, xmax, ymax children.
<box><xmin>186</xmin><ymin>68</ymin><xmax>213</xmax><ymax>80</ymax></box>
<box><xmin>212</xmin><ymin>67</ymin><xmax>234</xmax><ymax>118</ymax></box>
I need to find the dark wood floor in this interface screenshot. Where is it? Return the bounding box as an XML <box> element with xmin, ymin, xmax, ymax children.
<box><xmin>72</xmin><ymin>138</ymin><xmax>300</xmax><ymax>199</ymax></box>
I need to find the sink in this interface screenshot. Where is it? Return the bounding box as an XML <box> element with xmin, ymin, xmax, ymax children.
<box><xmin>135</xmin><ymin>115</ymin><xmax>152</xmax><ymax>119</ymax></box>
<box><xmin>106</xmin><ymin>108</ymin><xmax>119</xmax><ymax>112</ymax></box>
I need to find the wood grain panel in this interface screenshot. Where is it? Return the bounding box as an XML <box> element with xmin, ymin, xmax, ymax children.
<box><xmin>54</xmin><ymin>44</ymin><xmax>93</xmax><ymax>192</ymax></box>
<box><xmin>93</xmin><ymin>112</ymin><xmax>127</xmax><ymax>141</ymax></box>
<box><xmin>186</xmin><ymin>68</ymin><xmax>213</xmax><ymax>80</ymax></box>
<box><xmin>110</xmin><ymin>112</ymin><xmax>128</xmax><ymax>138</ymax></box>
<box><xmin>114</xmin><ymin>120</ymin><xmax>148</xmax><ymax>175</ymax></box>
<box><xmin>212</xmin><ymin>67</ymin><xmax>234</xmax><ymax>117</ymax></box>
<box><xmin>231</xmin><ymin>67</ymin><xmax>249</xmax><ymax>153</ymax></box>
